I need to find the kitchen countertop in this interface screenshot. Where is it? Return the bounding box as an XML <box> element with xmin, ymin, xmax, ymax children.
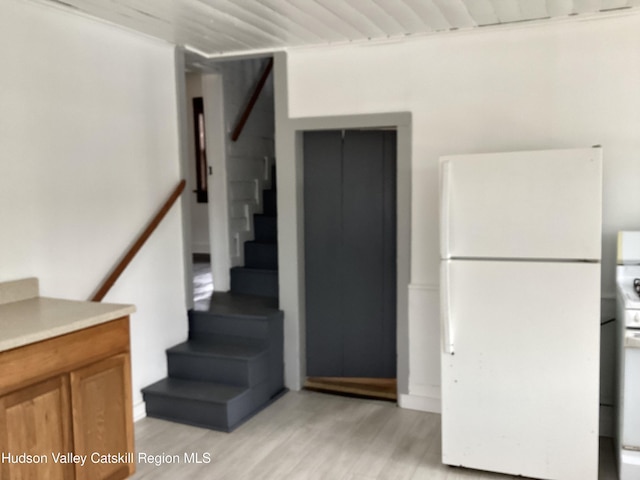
<box><xmin>0</xmin><ymin>278</ymin><xmax>135</xmax><ymax>353</ymax></box>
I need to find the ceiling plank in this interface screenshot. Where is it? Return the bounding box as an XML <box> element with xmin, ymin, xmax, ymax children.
<box><xmin>187</xmin><ymin>0</ymin><xmax>305</xmax><ymax>44</ymax></box>
<box><xmin>600</xmin><ymin>0</ymin><xmax>631</xmax><ymax>9</ymax></box>
<box><xmin>27</xmin><ymin>0</ymin><xmax>640</xmax><ymax>58</ymax></box>
<box><xmin>170</xmin><ymin>12</ymin><xmax>263</xmax><ymax>52</ymax></box>
<box><xmin>286</xmin><ymin>0</ymin><xmax>365</xmax><ymax>39</ymax></box>
<box><xmin>545</xmin><ymin>0</ymin><xmax>573</xmax><ymax>16</ymax></box>
<box><xmin>491</xmin><ymin>0</ymin><xmax>525</xmax><ymax>22</ymax></box>
<box><xmin>190</xmin><ymin>0</ymin><xmax>293</xmax><ymax>47</ymax></box>
<box><xmin>461</xmin><ymin>0</ymin><xmax>500</xmax><ymax>25</ymax></box>
<box><xmin>317</xmin><ymin>0</ymin><xmax>388</xmax><ymax>38</ymax></box>
<box><xmin>572</xmin><ymin>0</ymin><xmax>602</xmax><ymax>12</ymax></box>
<box><xmin>116</xmin><ymin>0</ymin><xmax>173</xmax><ymax>24</ymax></box>
<box><xmin>82</xmin><ymin>0</ymin><xmax>265</xmax><ymax>51</ymax></box>
<box><xmin>403</xmin><ymin>0</ymin><xmax>451</xmax><ymax>31</ymax></box>
<box><xmin>284</xmin><ymin>0</ymin><xmax>356</xmax><ymax>40</ymax></box>
<box><xmin>236</xmin><ymin>0</ymin><xmax>323</xmax><ymax>43</ymax></box>
<box><xmin>432</xmin><ymin>0</ymin><xmax>477</xmax><ymax>28</ymax></box>
<box><xmin>370</xmin><ymin>0</ymin><xmax>426</xmax><ymax>32</ymax></box>
<box><xmin>184</xmin><ymin>0</ymin><xmax>292</xmax><ymax>48</ymax></box>
<box><xmin>351</xmin><ymin>0</ymin><xmax>406</xmax><ymax>35</ymax></box>
<box><xmin>517</xmin><ymin>0</ymin><xmax>549</xmax><ymax>19</ymax></box>
<box><xmin>256</xmin><ymin>0</ymin><xmax>346</xmax><ymax>42</ymax></box>
<box><xmin>54</xmin><ymin>0</ymin><xmax>176</xmax><ymax>40</ymax></box>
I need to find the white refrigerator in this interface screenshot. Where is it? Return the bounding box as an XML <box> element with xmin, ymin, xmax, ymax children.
<box><xmin>440</xmin><ymin>148</ymin><xmax>602</xmax><ymax>480</ymax></box>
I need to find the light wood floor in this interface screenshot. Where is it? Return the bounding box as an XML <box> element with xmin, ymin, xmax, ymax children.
<box><xmin>131</xmin><ymin>390</ymin><xmax>618</xmax><ymax>480</ymax></box>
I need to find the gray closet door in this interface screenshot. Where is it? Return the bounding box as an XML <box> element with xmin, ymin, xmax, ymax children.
<box><xmin>304</xmin><ymin>130</ymin><xmax>397</xmax><ymax>378</ymax></box>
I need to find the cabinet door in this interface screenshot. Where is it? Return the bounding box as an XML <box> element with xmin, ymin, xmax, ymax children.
<box><xmin>70</xmin><ymin>354</ymin><xmax>134</xmax><ymax>480</ymax></box>
<box><xmin>0</xmin><ymin>376</ymin><xmax>74</xmax><ymax>480</ymax></box>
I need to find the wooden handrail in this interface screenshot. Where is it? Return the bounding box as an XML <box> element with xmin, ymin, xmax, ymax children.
<box><xmin>230</xmin><ymin>58</ymin><xmax>273</xmax><ymax>142</ymax></box>
<box><xmin>91</xmin><ymin>179</ymin><xmax>186</xmax><ymax>302</ymax></box>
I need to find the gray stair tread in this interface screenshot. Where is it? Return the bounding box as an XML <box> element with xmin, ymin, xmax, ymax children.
<box><xmin>207</xmin><ymin>292</ymin><xmax>279</xmax><ymax>316</ymax></box>
<box><xmin>142</xmin><ymin>378</ymin><xmax>247</xmax><ymax>403</ymax></box>
<box><xmin>168</xmin><ymin>340</ymin><xmax>267</xmax><ymax>360</ymax></box>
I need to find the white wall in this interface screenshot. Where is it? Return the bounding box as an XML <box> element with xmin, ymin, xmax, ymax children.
<box><xmin>0</xmin><ymin>0</ymin><xmax>187</xmax><ymax>419</ymax></box>
<box><xmin>277</xmin><ymin>13</ymin><xmax>640</xmax><ymax>419</ymax></box>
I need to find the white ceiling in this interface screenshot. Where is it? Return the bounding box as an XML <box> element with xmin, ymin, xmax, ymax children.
<box><xmin>32</xmin><ymin>0</ymin><xmax>640</xmax><ymax>61</ymax></box>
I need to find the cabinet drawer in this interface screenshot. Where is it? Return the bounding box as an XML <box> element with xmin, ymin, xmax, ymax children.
<box><xmin>0</xmin><ymin>317</ymin><xmax>129</xmax><ymax>396</ymax></box>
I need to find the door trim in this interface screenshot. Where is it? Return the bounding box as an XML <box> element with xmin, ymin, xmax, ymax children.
<box><xmin>274</xmin><ymin>107</ymin><xmax>412</xmax><ymax>396</ymax></box>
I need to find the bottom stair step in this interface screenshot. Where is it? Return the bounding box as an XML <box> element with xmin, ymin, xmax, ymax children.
<box><xmin>142</xmin><ymin>378</ymin><xmax>274</xmax><ymax>432</ymax></box>
<box><xmin>167</xmin><ymin>340</ymin><xmax>269</xmax><ymax>387</ymax></box>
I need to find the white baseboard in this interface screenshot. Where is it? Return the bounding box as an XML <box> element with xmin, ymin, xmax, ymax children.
<box><xmin>133</xmin><ymin>401</ymin><xmax>147</xmax><ymax>422</ymax></box>
<box><xmin>398</xmin><ymin>393</ymin><xmax>441</xmax><ymax>414</ymax></box>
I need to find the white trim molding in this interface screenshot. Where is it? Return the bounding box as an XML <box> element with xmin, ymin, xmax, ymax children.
<box><xmin>405</xmin><ymin>283</ymin><xmax>442</xmax><ymax>413</ymax></box>
<box><xmin>133</xmin><ymin>401</ymin><xmax>147</xmax><ymax>422</ymax></box>
<box><xmin>399</xmin><ymin>393</ymin><xmax>441</xmax><ymax>414</ymax></box>
<box><xmin>408</xmin><ymin>283</ymin><xmax>439</xmax><ymax>292</ymax></box>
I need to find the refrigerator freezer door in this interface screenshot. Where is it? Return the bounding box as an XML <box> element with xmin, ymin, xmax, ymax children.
<box><xmin>440</xmin><ymin>148</ymin><xmax>602</xmax><ymax>261</ymax></box>
<box><xmin>441</xmin><ymin>260</ymin><xmax>600</xmax><ymax>480</ymax></box>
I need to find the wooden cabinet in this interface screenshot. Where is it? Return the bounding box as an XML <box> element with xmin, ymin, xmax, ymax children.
<box><xmin>0</xmin><ymin>377</ymin><xmax>74</xmax><ymax>480</ymax></box>
<box><xmin>71</xmin><ymin>354</ymin><xmax>133</xmax><ymax>480</ymax></box>
<box><xmin>0</xmin><ymin>318</ymin><xmax>134</xmax><ymax>480</ymax></box>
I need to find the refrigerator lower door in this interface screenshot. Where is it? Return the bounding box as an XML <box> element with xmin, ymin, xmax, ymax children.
<box><xmin>441</xmin><ymin>260</ymin><xmax>600</xmax><ymax>480</ymax></box>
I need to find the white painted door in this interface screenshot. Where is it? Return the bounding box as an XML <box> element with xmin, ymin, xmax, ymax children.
<box><xmin>441</xmin><ymin>259</ymin><xmax>600</xmax><ymax>480</ymax></box>
<box><xmin>440</xmin><ymin>147</ymin><xmax>602</xmax><ymax>261</ymax></box>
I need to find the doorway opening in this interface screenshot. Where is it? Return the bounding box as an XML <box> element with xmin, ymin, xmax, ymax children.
<box><xmin>185</xmin><ymin>74</ymin><xmax>214</xmax><ymax>310</ymax></box>
<box><xmin>183</xmin><ymin>57</ymin><xmax>276</xmax><ymax>309</ymax></box>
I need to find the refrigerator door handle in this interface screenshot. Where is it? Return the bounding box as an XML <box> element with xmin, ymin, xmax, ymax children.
<box><xmin>441</xmin><ymin>261</ymin><xmax>454</xmax><ymax>354</ymax></box>
<box><xmin>440</xmin><ymin>160</ymin><xmax>451</xmax><ymax>259</ymax></box>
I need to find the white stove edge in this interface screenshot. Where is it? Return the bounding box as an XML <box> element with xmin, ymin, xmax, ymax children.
<box><xmin>616</xmin><ymin>231</ymin><xmax>640</xmax><ymax>480</ymax></box>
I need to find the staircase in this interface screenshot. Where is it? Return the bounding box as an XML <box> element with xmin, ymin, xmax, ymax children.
<box><xmin>141</xmin><ymin>169</ymin><xmax>283</xmax><ymax>432</ymax></box>
<box><xmin>230</xmin><ymin>166</ymin><xmax>278</xmax><ymax>297</ymax></box>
